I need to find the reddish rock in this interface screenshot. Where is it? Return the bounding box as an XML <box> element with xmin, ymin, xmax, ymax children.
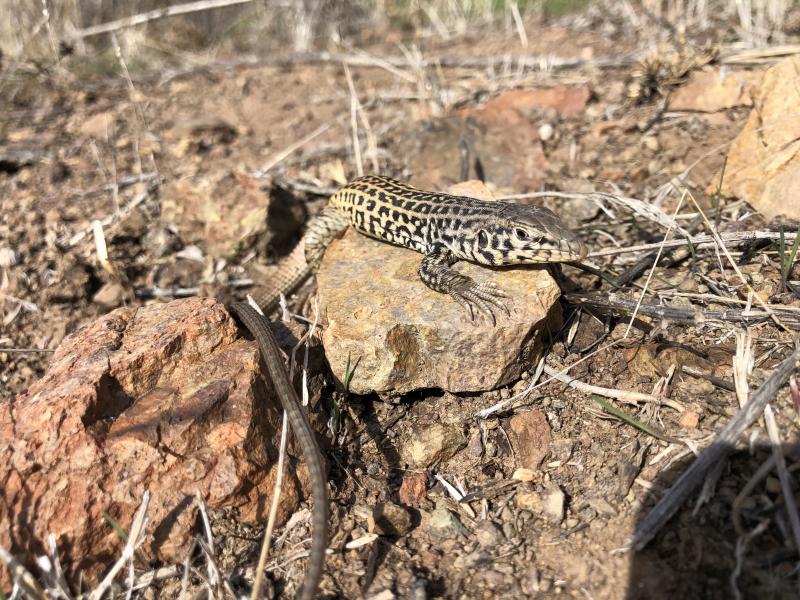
<box><xmin>482</xmin><ymin>87</ymin><xmax>591</xmax><ymax>118</ymax></box>
<box><xmin>397</xmin><ymin>89</ymin><xmax>585</xmax><ymax>192</ymax></box>
<box><xmin>679</xmin><ymin>411</ymin><xmax>700</xmax><ymax>430</ymax></box>
<box><xmin>0</xmin><ymin>298</ymin><xmax>306</xmax><ymax>587</ymax></box>
<box><xmin>508</xmin><ymin>409</ymin><xmax>552</xmax><ymax>470</ymax></box>
<box><xmin>399</xmin><ymin>473</ymin><xmax>428</xmax><ymax>507</ymax></box>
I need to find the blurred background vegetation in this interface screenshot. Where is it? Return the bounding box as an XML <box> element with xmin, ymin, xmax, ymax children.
<box><xmin>1</xmin><ymin>0</ymin><xmax>796</xmax><ymax>80</ymax></box>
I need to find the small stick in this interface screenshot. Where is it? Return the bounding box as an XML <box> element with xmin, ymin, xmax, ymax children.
<box><xmin>251</xmin><ymin>412</ymin><xmax>289</xmax><ymax>600</ymax></box>
<box><xmin>623</xmin><ymin>190</ymin><xmax>685</xmax><ymax>338</ymax></box>
<box><xmin>542</xmin><ymin>363</ymin><xmax>683</xmax><ymax>411</ymax></box>
<box><xmin>72</xmin><ymin>0</ymin><xmax>257</xmax><ymax>40</ymax></box>
<box><xmin>587</xmin><ymin>231</ymin><xmax>798</xmax><ymax>258</ymax></box>
<box><xmin>763</xmin><ymin>405</ymin><xmax>800</xmax><ymax>561</ymax></box>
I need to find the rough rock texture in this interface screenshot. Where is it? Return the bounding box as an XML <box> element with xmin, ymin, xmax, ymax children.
<box><xmin>0</xmin><ymin>298</ymin><xmax>304</xmax><ymax>586</ymax></box>
<box><xmin>508</xmin><ymin>408</ymin><xmax>553</xmax><ymax>470</ymax></box>
<box><xmin>481</xmin><ymin>87</ymin><xmax>591</xmax><ymax>118</ymax></box>
<box><xmin>668</xmin><ymin>68</ymin><xmax>761</xmax><ymax>112</ymax></box>
<box><xmin>160</xmin><ymin>170</ymin><xmax>304</xmax><ymax>258</ymax></box>
<box><xmin>396</xmin><ymin>87</ymin><xmax>590</xmax><ymax>193</ymax></box>
<box><xmin>317</xmin><ymin>229</ymin><xmax>562</xmax><ymax>395</ymax></box>
<box><xmin>717</xmin><ymin>55</ymin><xmax>800</xmax><ymax>220</ymax></box>
<box><xmin>401</xmin><ymin>423</ymin><xmax>468</xmax><ymax>468</ymax></box>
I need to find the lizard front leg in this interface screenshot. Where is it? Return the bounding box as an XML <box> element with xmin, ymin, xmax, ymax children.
<box><xmin>418</xmin><ymin>248</ymin><xmax>509</xmax><ymax>324</ymax></box>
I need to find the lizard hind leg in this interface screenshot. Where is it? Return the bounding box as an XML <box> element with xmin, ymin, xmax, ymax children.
<box><xmin>304</xmin><ymin>206</ymin><xmax>351</xmax><ymax>267</ymax></box>
<box><xmin>418</xmin><ymin>249</ymin><xmax>510</xmax><ymax>325</ymax></box>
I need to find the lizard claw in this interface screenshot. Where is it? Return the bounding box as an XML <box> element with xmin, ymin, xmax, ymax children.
<box><xmin>450</xmin><ymin>280</ymin><xmax>511</xmax><ymax>326</ymax></box>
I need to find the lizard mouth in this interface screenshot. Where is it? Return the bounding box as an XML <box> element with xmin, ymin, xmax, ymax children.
<box><xmin>546</xmin><ymin>239</ymin><xmax>588</xmax><ymax>262</ymax></box>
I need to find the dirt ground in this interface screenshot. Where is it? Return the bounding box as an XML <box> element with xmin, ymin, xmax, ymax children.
<box><xmin>2</xmin><ymin>4</ymin><xmax>800</xmax><ymax>599</ymax></box>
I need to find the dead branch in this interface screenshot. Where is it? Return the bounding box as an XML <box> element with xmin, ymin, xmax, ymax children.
<box><xmin>565</xmin><ymin>292</ymin><xmax>800</xmax><ymax>330</ymax></box>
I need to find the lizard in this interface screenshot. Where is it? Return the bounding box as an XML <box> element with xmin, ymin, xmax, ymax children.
<box><xmin>255</xmin><ymin>175</ymin><xmax>588</xmax><ymax>323</ymax></box>
<box><xmin>227</xmin><ymin>177</ymin><xmax>586</xmax><ymax>596</ymax></box>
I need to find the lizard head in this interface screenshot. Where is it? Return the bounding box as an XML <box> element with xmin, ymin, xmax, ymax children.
<box><xmin>468</xmin><ymin>204</ymin><xmax>587</xmax><ymax>265</ymax></box>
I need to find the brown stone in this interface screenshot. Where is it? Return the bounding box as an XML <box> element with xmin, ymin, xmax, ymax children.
<box><xmin>716</xmin><ymin>56</ymin><xmax>800</xmax><ymax>220</ymax></box>
<box><xmin>401</xmin><ymin>423</ymin><xmax>467</xmax><ymax>468</ymax></box>
<box><xmin>508</xmin><ymin>409</ymin><xmax>552</xmax><ymax>470</ymax></box>
<box><xmin>317</xmin><ymin>228</ymin><xmax>562</xmax><ymax>395</ymax></box>
<box><xmin>680</xmin><ymin>411</ymin><xmax>700</xmax><ymax>430</ymax></box>
<box><xmin>367</xmin><ymin>501</ymin><xmax>414</xmax><ymax>536</ymax></box>
<box><xmin>160</xmin><ymin>171</ymin><xmax>304</xmax><ymax>258</ymax></box>
<box><xmin>396</xmin><ymin>94</ymin><xmax>550</xmax><ymax>192</ymax></box>
<box><xmin>0</xmin><ymin>298</ymin><xmax>305</xmax><ymax>587</ymax></box>
<box><xmin>78</xmin><ymin>111</ymin><xmax>114</xmax><ymax>139</ymax></box>
<box><xmin>399</xmin><ymin>472</ymin><xmax>428</xmax><ymax>506</ymax></box>
<box><xmin>482</xmin><ymin>87</ymin><xmax>591</xmax><ymax>118</ymax></box>
<box><xmin>668</xmin><ymin>68</ymin><xmax>761</xmax><ymax>113</ymax></box>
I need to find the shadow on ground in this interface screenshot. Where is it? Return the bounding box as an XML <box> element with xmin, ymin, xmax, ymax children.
<box><xmin>628</xmin><ymin>440</ymin><xmax>800</xmax><ymax>599</ymax></box>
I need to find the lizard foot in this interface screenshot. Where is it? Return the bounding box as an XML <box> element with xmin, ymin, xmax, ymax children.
<box><xmin>449</xmin><ymin>280</ymin><xmax>511</xmax><ymax>326</ymax></box>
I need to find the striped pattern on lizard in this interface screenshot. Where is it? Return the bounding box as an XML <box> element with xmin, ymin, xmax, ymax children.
<box><xmin>256</xmin><ymin>175</ymin><xmax>587</xmax><ymax>322</ymax></box>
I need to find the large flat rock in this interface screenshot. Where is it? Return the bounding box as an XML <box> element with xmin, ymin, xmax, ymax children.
<box><xmin>717</xmin><ymin>55</ymin><xmax>800</xmax><ymax>220</ymax></box>
<box><xmin>317</xmin><ymin>230</ymin><xmax>562</xmax><ymax>395</ymax></box>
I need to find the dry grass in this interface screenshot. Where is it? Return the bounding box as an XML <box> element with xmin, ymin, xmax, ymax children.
<box><xmin>2</xmin><ymin>0</ymin><xmax>793</xmax><ymax>80</ymax></box>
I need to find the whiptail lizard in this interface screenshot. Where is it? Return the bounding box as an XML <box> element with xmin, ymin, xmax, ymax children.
<box><xmin>231</xmin><ymin>176</ymin><xmax>586</xmax><ymax>598</ymax></box>
<box><xmin>256</xmin><ymin>175</ymin><xmax>588</xmax><ymax>322</ymax></box>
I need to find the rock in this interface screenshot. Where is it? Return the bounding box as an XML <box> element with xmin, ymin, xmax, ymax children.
<box><xmin>0</xmin><ymin>246</ymin><xmax>18</xmax><ymax>267</ymax></box>
<box><xmin>91</xmin><ymin>281</ymin><xmax>126</xmax><ymax>309</ymax></box>
<box><xmin>542</xmin><ymin>485</ymin><xmax>566</xmax><ymax>524</ymax></box>
<box><xmin>466</xmin><ymin>429</ymin><xmax>484</xmax><ymax>457</ymax></box>
<box><xmin>167</xmin><ymin>116</ymin><xmax>238</xmax><ymax>158</ymax></box>
<box><xmin>716</xmin><ymin>55</ymin><xmax>800</xmax><ymax>220</ymax></box>
<box><xmin>398</xmin><ymin>472</ymin><xmax>428</xmax><ymax>506</ymax></box>
<box><xmin>160</xmin><ymin>171</ymin><xmax>304</xmax><ymax>258</ymax></box>
<box><xmin>0</xmin><ymin>298</ymin><xmax>305</xmax><ymax>587</ymax></box>
<box><xmin>401</xmin><ymin>423</ymin><xmax>467</xmax><ymax>468</ymax></box>
<box><xmin>482</xmin><ymin>87</ymin><xmax>591</xmax><ymax>118</ymax></box>
<box><xmin>474</xmin><ymin>520</ymin><xmax>505</xmax><ymax>548</ymax></box>
<box><xmin>78</xmin><ymin>111</ymin><xmax>114</xmax><ymax>139</ymax></box>
<box><xmin>395</xmin><ymin>93</ymin><xmax>549</xmax><ymax>192</ymax></box>
<box><xmin>318</xmin><ymin>229</ymin><xmax>562</xmax><ymax>395</ymax></box>
<box><xmin>517</xmin><ymin>484</ymin><xmax>565</xmax><ymax>524</ymax></box>
<box><xmin>508</xmin><ymin>409</ymin><xmax>552</xmax><ymax>470</ymax></box>
<box><xmin>512</xmin><ymin>468</ymin><xmax>537</xmax><ymax>482</ymax></box>
<box><xmin>668</xmin><ymin>69</ymin><xmax>761</xmax><ymax>112</ymax></box>
<box><xmin>428</xmin><ymin>505</ymin><xmax>468</xmax><ymax>539</ymax></box>
<box><xmin>367</xmin><ymin>501</ymin><xmax>415</xmax><ymax>536</ymax></box>
<box><xmin>679</xmin><ymin>410</ymin><xmax>700</xmax><ymax>429</ymax></box>
<box><xmin>517</xmin><ymin>490</ymin><xmax>544</xmax><ymax>512</ymax></box>
<box><xmin>538</xmin><ymin>122</ymin><xmax>555</xmax><ymax>141</ymax></box>
<box><xmin>445</xmin><ymin>179</ymin><xmax>495</xmax><ymax>201</ymax></box>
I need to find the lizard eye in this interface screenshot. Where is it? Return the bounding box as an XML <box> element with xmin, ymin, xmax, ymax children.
<box><xmin>514</xmin><ymin>228</ymin><xmax>530</xmax><ymax>240</ymax></box>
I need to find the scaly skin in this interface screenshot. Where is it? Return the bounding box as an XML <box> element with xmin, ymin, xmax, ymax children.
<box><xmin>255</xmin><ymin>176</ymin><xmax>587</xmax><ymax>322</ymax></box>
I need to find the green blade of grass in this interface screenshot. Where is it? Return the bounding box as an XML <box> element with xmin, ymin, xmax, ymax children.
<box><xmin>103</xmin><ymin>511</ymin><xmax>129</xmax><ymax>543</ymax></box>
<box><xmin>590</xmin><ymin>395</ymin><xmax>676</xmax><ymax>442</ymax></box>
